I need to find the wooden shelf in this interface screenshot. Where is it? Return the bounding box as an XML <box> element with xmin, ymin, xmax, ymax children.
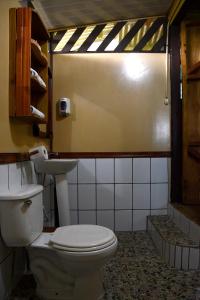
<box><xmin>12</xmin><ymin>115</ymin><xmax>47</xmax><ymax>124</ymax></box>
<box><xmin>187</xmin><ymin>74</ymin><xmax>200</xmax><ymax>81</ymax></box>
<box><xmin>31</xmin><ymin>76</ymin><xmax>47</xmax><ymax>93</ymax></box>
<box><xmin>31</xmin><ymin>41</ymin><xmax>48</xmax><ymax>67</ymax></box>
<box><xmin>188</xmin><ymin>61</ymin><xmax>200</xmax><ymax>75</ymax></box>
<box><xmin>31</xmin><ymin>10</ymin><xmax>49</xmax><ymax>41</ymax></box>
<box><xmin>187</xmin><ymin>61</ymin><xmax>200</xmax><ymax>81</ymax></box>
<box><xmin>9</xmin><ymin>7</ymin><xmax>51</xmax><ymax>138</ymax></box>
<box><xmin>188</xmin><ymin>145</ymin><xmax>200</xmax><ymax>161</ymax></box>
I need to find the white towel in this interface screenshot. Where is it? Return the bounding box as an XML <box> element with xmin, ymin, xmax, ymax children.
<box><xmin>30</xmin><ymin>68</ymin><xmax>46</xmax><ymax>88</ymax></box>
<box><xmin>30</xmin><ymin>105</ymin><xmax>45</xmax><ymax>119</ymax></box>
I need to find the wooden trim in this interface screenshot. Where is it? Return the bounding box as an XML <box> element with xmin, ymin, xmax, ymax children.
<box><xmin>55</xmin><ymin>152</ymin><xmax>171</xmax><ymax>159</ymax></box>
<box><xmin>169</xmin><ymin>24</ymin><xmax>182</xmax><ymax>203</ymax></box>
<box><xmin>0</xmin><ymin>151</ymin><xmax>171</xmax><ymax>164</ymax></box>
<box><xmin>15</xmin><ymin>8</ymin><xmax>32</xmax><ymax>117</ymax></box>
<box><xmin>9</xmin><ymin>8</ymin><xmax>17</xmax><ymax>117</ymax></box>
<box><xmin>43</xmin><ymin>227</ymin><xmax>56</xmax><ymax>232</ymax></box>
<box><xmin>0</xmin><ymin>153</ymin><xmax>29</xmax><ymax>164</ymax></box>
<box><xmin>31</xmin><ymin>10</ymin><xmax>49</xmax><ymax>41</ymax></box>
<box><xmin>48</xmin><ymin>34</ymin><xmax>54</xmax><ymax>151</ymax></box>
<box><xmin>188</xmin><ymin>146</ymin><xmax>200</xmax><ymax>161</ymax></box>
<box><xmin>168</xmin><ymin>0</ymin><xmax>186</xmax><ymax>24</ymax></box>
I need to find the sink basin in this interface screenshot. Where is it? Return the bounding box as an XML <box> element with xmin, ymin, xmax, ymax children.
<box><xmin>40</xmin><ymin>159</ymin><xmax>78</xmax><ymax>175</ymax></box>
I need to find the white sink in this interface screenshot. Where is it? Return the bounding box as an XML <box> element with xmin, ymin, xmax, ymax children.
<box><xmin>40</xmin><ymin>159</ymin><xmax>77</xmax><ymax>175</ymax></box>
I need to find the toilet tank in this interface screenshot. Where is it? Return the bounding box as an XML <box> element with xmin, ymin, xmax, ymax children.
<box><xmin>0</xmin><ymin>184</ymin><xmax>43</xmax><ymax>247</ymax></box>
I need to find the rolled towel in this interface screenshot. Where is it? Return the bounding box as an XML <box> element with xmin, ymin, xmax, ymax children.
<box><xmin>30</xmin><ymin>105</ymin><xmax>45</xmax><ymax>119</ymax></box>
<box><xmin>30</xmin><ymin>68</ymin><xmax>46</xmax><ymax>88</ymax></box>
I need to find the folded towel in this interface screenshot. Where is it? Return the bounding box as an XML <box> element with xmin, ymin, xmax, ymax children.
<box><xmin>30</xmin><ymin>105</ymin><xmax>45</xmax><ymax>119</ymax></box>
<box><xmin>30</xmin><ymin>68</ymin><xmax>46</xmax><ymax>88</ymax></box>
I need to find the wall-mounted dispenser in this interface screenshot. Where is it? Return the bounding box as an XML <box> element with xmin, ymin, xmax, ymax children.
<box><xmin>58</xmin><ymin>97</ymin><xmax>71</xmax><ymax>117</ymax></box>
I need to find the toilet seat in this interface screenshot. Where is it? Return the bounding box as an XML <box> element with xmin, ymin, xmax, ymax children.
<box><xmin>50</xmin><ymin>224</ymin><xmax>116</xmax><ymax>252</ymax></box>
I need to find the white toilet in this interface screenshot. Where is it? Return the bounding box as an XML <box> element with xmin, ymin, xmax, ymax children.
<box><xmin>0</xmin><ymin>184</ymin><xmax>117</xmax><ymax>300</ymax></box>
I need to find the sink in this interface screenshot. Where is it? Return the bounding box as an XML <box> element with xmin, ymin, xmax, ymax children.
<box><xmin>29</xmin><ymin>145</ymin><xmax>78</xmax><ymax>226</ymax></box>
<box><xmin>39</xmin><ymin>159</ymin><xmax>77</xmax><ymax>175</ymax></box>
<box><xmin>33</xmin><ymin>158</ymin><xmax>78</xmax><ymax>226</ymax></box>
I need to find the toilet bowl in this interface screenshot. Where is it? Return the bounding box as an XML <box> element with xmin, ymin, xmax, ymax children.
<box><xmin>0</xmin><ymin>184</ymin><xmax>118</xmax><ymax>300</ymax></box>
<box><xmin>29</xmin><ymin>225</ymin><xmax>117</xmax><ymax>300</ymax></box>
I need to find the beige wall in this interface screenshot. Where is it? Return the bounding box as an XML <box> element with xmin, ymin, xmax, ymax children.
<box><xmin>0</xmin><ymin>1</ymin><xmax>49</xmax><ymax>152</ymax></box>
<box><xmin>53</xmin><ymin>53</ymin><xmax>170</xmax><ymax>152</ymax></box>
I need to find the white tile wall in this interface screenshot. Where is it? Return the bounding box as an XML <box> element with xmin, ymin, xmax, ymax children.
<box><xmin>65</xmin><ymin>157</ymin><xmax>169</xmax><ymax>232</ymax></box>
<box><xmin>0</xmin><ymin>165</ymin><xmax>8</xmax><ymax>192</ymax></box>
<box><xmin>151</xmin><ymin>183</ymin><xmax>168</xmax><ymax>209</ymax></box>
<box><xmin>115</xmin><ymin>158</ymin><xmax>132</xmax><ymax>183</ymax></box>
<box><xmin>182</xmin><ymin>247</ymin><xmax>189</xmax><ymax>270</ymax></box>
<box><xmin>175</xmin><ymin>246</ymin><xmax>182</xmax><ymax>269</ymax></box>
<box><xmin>21</xmin><ymin>161</ymin><xmax>37</xmax><ymax>185</ymax></box>
<box><xmin>133</xmin><ymin>184</ymin><xmax>150</xmax><ymax>209</ymax></box>
<box><xmin>78</xmin><ymin>184</ymin><xmax>96</xmax><ymax>210</ymax></box>
<box><xmin>132</xmin><ymin>210</ymin><xmax>149</xmax><ymax>231</ymax></box>
<box><xmin>133</xmin><ymin>158</ymin><xmax>150</xmax><ymax>183</ymax></box>
<box><xmin>115</xmin><ymin>210</ymin><xmax>132</xmax><ymax>231</ymax></box>
<box><xmin>97</xmin><ymin>210</ymin><xmax>114</xmax><ymax>230</ymax></box>
<box><xmin>97</xmin><ymin>184</ymin><xmax>114</xmax><ymax>209</ymax></box>
<box><xmin>78</xmin><ymin>159</ymin><xmax>95</xmax><ymax>183</ymax></box>
<box><xmin>43</xmin><ymin>185</ymin><xmax>51</xmax><ymax>218</ymax></box>
<box><xmin>96</xmin><ymin>159</ymin><xmax>114</xmax><ymax>183</ymax></box>
<box><xmin>169</xmin><ymin>245</ymin><xmax>175</xmax><ymax>267</ymax></box>
<box><xmin>151</xmin><ymin>158</ymin><xmax>168</xmax><ymax>183</ymax></box>
<box><xmin>79</xmin><ymin>210</ymin><xmax>96</xmax><ymax>224</ymax></box>
<box><xmin>66</xmin><ymin>165</ymin><xmax>77</xmax><ymax>183</ymax></box>
<box><xmin>115</xmin><ymin>184</ymin><xmax>132</xmax><ymax>209</ymax></box>
<box><xmin>70</xmin><ymin>211</ymin><xmax>78</xmax><ymax>225</ymax></box>
<box><xmin>69</xmin><ymin>184</ymin><xmax>78</xmax><ymax>210</ymax></box>
<box><xmin>8</xmin><ymin>163</ymin><xmax>21</xmax><ymax>190</ymax></box>
<box><xmin>189</xmin><ymin>248</ymin><xmax>199</xmax><ymax>270</ymax></box>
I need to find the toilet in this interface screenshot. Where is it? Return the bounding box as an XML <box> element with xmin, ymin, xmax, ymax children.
<box><xmin>0</xmin><ymin>184</ymin><xmax>117</xmax><ymax>300</ymax></box>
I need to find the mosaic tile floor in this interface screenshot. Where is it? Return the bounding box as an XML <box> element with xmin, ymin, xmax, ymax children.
<box><xmin>10</xmin><ymin>232</ymin><xmax>200</xmax><ymax>300</ymax></box>
<box><xmin>148</xmin><ymin>215</ymin><xmax>199</xmax><ymax>247</ymax></box>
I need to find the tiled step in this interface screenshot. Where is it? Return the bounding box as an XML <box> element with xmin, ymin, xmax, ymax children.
<box><xmin>147</xmin><ymin>215</ymin><xmax>200</xmax><ymax>270</ymax></box>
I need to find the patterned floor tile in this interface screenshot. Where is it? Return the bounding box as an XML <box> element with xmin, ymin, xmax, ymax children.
<box><xmin>10</xmin><ymin>232</ymin><xmax>200</xmax><ymax>300</ymax></box>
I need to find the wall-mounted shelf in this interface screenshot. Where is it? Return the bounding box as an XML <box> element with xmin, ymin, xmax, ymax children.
<box><xmin>181</xmin><ymin>20</ymin><xmax>200</xmax><ymax>204</ymax></box>
<box><xmin>9</xmin><ymin>7</ymin><xmax>50</xmax><ymax>128</ymax></box>
<box><xmin>14</xmin><ymin>115</ymin><xmax>47</xmax><ymax>124</ymax></box>
<box><xmin>31</xmin><ymin>40</ymin><xmax>48</xmax><ymax>67</ymax></box>
<box><xmin>31</xmin><ymin>77</ymin><xmax>47</xmax><ymax>93</ymax></box>
<box><xmin>187</xmin><ymin>74</ymin><xmax>200</xmax><ymax>81</ymax></box>
<box><xmin>188</xmin><ymin>145</ymin><xmax>200</xmax><ymax>161</ymax></box>
<box><xmin>187</xmin><ymin>61</ymin><xmax>200</xmax><ymax>81</ymax></box>
<box><xmin>188</xmin><ymin>61</ymin><xmax>200</xmax><ymax>74</ymax></box>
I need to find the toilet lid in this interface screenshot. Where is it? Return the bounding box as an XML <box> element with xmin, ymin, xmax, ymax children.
<box><xmin>50</xmin><ymin>225</ymin><xmax>116</xmax><ymax>252</ymax></box>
